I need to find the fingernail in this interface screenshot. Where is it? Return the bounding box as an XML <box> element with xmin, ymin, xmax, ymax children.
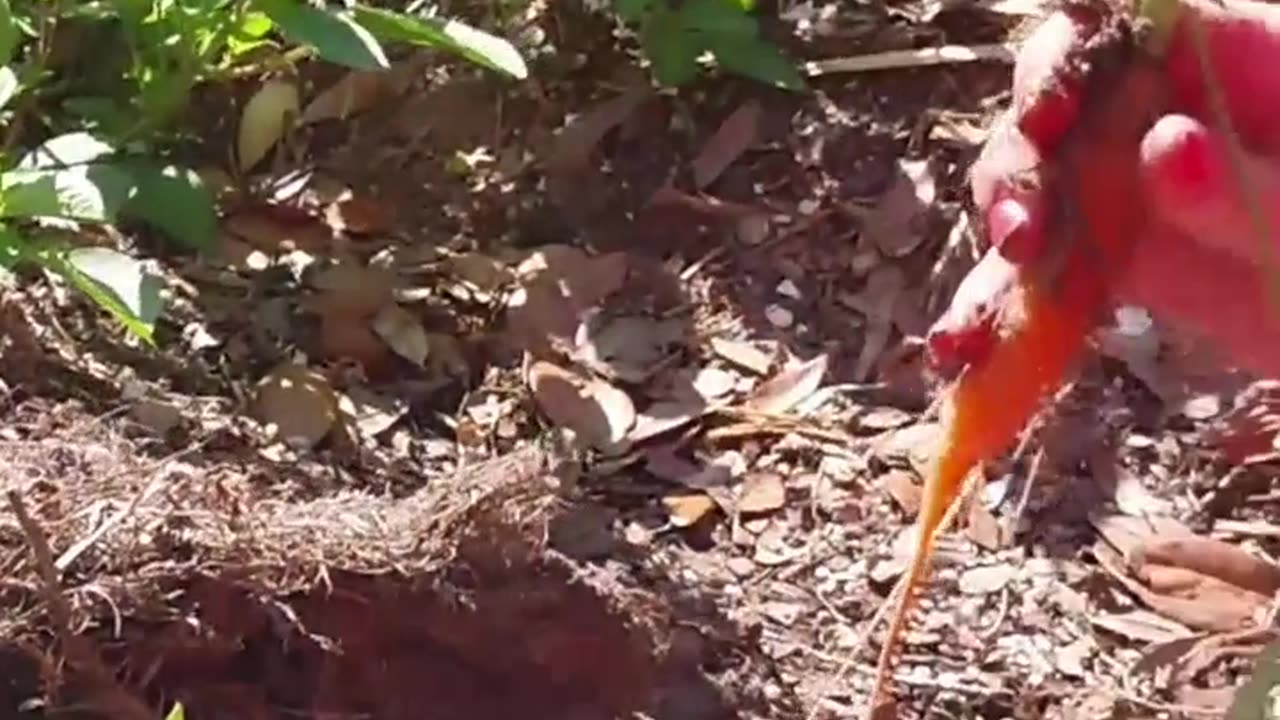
<box><xmin>988</xmin><ymin>197</ymin><xmax>1045</xmax><ymax>265</ymax></box>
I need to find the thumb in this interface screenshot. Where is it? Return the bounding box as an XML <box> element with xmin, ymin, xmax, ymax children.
<box><xmin>1139</xmin><ymin>112</ymin><xmax>1280</xmax><ymax>266</ymax></box>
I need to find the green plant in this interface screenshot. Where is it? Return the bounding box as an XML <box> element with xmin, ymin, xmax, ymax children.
<box><xmin>0</xmin><ymin>0</ymin><xmax>527</xmax><ymax>343</ymax></box>
<box><xmin>613</xmin><ymin>0</ymin><xmax>803</xmax><ymax>90</ymax></box>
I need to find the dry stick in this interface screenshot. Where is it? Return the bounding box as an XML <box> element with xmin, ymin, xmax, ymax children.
<box><xmin>7</xmin><ymin>491</ymin><xmax>152</xmax><ymax>720</ymax></box>
<box><xmin>803</xmin><ymin>466</ymin><xmax>985</xmax><ymax>720</ymax></box>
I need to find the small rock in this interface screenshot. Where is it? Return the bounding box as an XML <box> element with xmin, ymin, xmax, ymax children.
<box><xmin>765</xmin><ymin>304</ymin><xmax>794</xmax><ymax>328</ymax></box>
<box><xmin>726</xmin><ymin>556</ymin><xmax>755</xmax><ymax>577</ymax></box>
<box><xmin>776</xmin><ymin>279</ymin><xmax>802</xmax><ymax>299</ymax></box>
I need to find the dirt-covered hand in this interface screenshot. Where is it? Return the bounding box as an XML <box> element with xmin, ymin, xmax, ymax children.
<box><xmin>939</xmin><ymin>0</ymin><xmax>1280</xmax><ymax>377</ymax></box>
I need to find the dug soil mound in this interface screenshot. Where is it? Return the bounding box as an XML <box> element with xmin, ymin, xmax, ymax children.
<box><xmin>0</xmin><ymin>401</ymin><xmax>784</xmax><ymax>720</ymax></box>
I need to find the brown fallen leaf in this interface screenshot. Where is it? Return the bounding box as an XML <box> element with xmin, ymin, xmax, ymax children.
<box><xmin>371</xmin><ymin>304</ymin><xmax>430</xmax><ymax>367</ymax></box>
<box><xmin>745</xmin><ymin>353</ymin><xmax>828</xmax><ymax>415</ymax></box>
<box><xmin>254</xmin><ymin>362</ymin><xmax>339</xmax><ymax>449</ymax></box>
<box><xmin>878</xmin><ymin>469</ymin><xmax>921</xmax><ymax>514</ymax></box>
<box><xmin>692</xmin><ymin>100</ymin><xmax>761</xmax><ymax>190</ymax></box>
<box><xmin>318</xmin><ymin>306</ymin><xmax>394</xmax><ymax>375</ymax></box>
<box><xmin>224</xmin><ymin>204</ymin><xmax>333</xmax><ymax>254</ymax></box>
<box><xmin>738</xmin><ymin>472</ymin><xmax>786</xmax><ymax>515</ymax></box>
<box><xmin>1132</xmin><ymin>535</ymin><xmax>1280</xmax><ymax>598</ymax></box>
<box><xmin>528</xmin><ymin>360</ymin><xmax>636</xmax><ymax>452</ymax></box>
<box><xmin>307</xmin><ymin>257</ymin><xmax>397</xmax><ymax>316</ymax></box>
<box><xmin>572</xmin><ymin>314</ymin><xmax>685</xmax><ymax>383</ymax></box>
<box><xmin>664</xmin><ymin>493</ymin><xmax>717</xmax><ymax>528</ymax></box>
<box><xmin>546</xmin><ymin>86</ymin><xmax>652</xmax><ymax>174</ymax></box>
<box><xmin>324</xmin><ymin>192</ymin><xmax>395</xmax><ymax>235</ymax></box>
<box><xmin>338</xmin><ymin>385</ymin><xmax>408</xmax><ymax>438</ymax></box>
<box><xmin>859</xmin><ymin>157</ymin><xmax>936</xmax><ymax>258</ymax></box>
<box><xmin>300</xmin><ymin>56</ymin><xmax>424</xmax><ymax>126</ymax></box>
<box><xmin>1090</xmin><ymin>609</ymin><xmax>1194</xmax><ymax>644</ymax></box>
<box><xmin>1095</xmin><ymin>540</ymin><xmax>1265</xmax><ymax>632</ymax></box>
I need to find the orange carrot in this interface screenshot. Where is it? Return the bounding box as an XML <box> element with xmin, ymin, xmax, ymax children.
<box><xmin>862</xmin><ymin>38</ymin><xmax>1166</xmax><ymax>718</ymax></box>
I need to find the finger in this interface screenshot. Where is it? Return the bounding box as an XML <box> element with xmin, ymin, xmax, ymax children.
<box><xmin>1164</xmin><ymin>0</ymin><xmax>1280</xmax><ymax>156</ymax></box>
<box><xmin>1140</xmin><ymin>112</ymin><xmax>1280</xmax><ymax>265</ymax></box>
<box><xmin>1116</xmin><ymin>227</ymin><xmax>1280</xmax><ymax>376</ymax></box>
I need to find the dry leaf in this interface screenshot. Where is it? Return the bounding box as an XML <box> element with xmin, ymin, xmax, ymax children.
<box><xmin>325</xmin><ymin>193</ymin><xmax>394</xmax><ymax>235</ymax></box>
<box><xmin>628</xmin><ymin>398</ymin><xmax>707</xmax><ymax>444</ymax></box>
<box><xmin>745</xmin><ymin>353</ymin><xmax>828</xmax><ymax>414</ymax></box>
<box><xmin>224</xmin><ymin>204</ymin><xmax>333</xmax><ymax>254</ymax></box>
<box><xmin>528</xmin><ymin>361</ymin><xmax>636</xmax><ymax>451</ymax></box>
<box><xmin>572</xmin><ymin>314</ymin><xmax>685</xmax><ymax>383</ymax></box>
<box><xmin>371</xmin><ymin>304</ymin><xmax>430</xmax><ymax>367</ymax></box>
<box><xmin>130</xmin><ymin>399</ymin><xmax>183</xmax><ymax>435</ymax></box>
<box><xmin>446</xmin><ymin>252</ymin><xmax>514</xmax><ymax>293</ymax></box>
<box><xmin>338</xmin><ymin>385</ymin><xmax>408</xmax><ymax>438</ymax></box>
<box><xmin>300</xmin><ymin>56</ymin><xmax>424</xmax><ymax>126</ymax></box>
<box><xmin>1133</xmin><ymin>536</ymin><xmax>1280</xmax><ymax>598</ymax></box>
<box><xmin>878</xmin><ymin>470</ymin><xmax>921</xmax><ymax>514</ymax></box>
<box><xmin>692</xmin><ymin>366</ymin><xmax>738</xmax><ymax>400</ymax></box>
<box><xmin>318</xmin><ymin>306</ymin><xmax>393</xmax><ymax>374</ymax></box>
<box><xmin>860</xmin><ymin>158</ymin><xmax>936</xmax><ymax>258</ymax></box>
<box><xmin>254</xmin><ymin>363</ymin><xmax>338</xmax><ymax>449</ymax></box>
<box><xmin>663</xmin><ymin>493</ymin><xmax>717</xmax><ymax>528</ymax></box>
<box><xmin>584</xmin><ymin>378</ymin><xmax>638</xmax><ymax>450</ymax></box>
<box><xmin>710</xmin><ymin>337</ymin><xmax>774</xmax><ymax>375</ymax></box>
<box><xmin>547</xmin><ymin>87</ymin><xmax>652</xmax><ymax>173</ymax></box>
<box><xmin>238</xmin><ymin>79</ymin><xmax>299</xmax><ymax>171</ymax></box>
<box><xmin>692</xmin><ymin>100</ymin><xmax>761</xmax><ymax>189</ymax></box>
<box><xmin>738</xmin><ymin>472</ymin><xmax>786</xmax><ymax>515</ymax></box>
<box><xmin>308</xmin><ymin>258</ymin><xmax>397</xmax><ymax>316</ymax></box>
<box><xmin>1090</xmin><ymin>610</ymin><xmax>1194</xmax><ymax>644</ymax></box>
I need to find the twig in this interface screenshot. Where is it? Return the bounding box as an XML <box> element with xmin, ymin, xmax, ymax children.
<box><xmin>1003</xmin><ymin>446</ymin><xmax>1046</xmax><ymax>542</ymax></box>
<box><xmin>8</xmin><ymin>491</ymin><xmax>152</xmax><ymax>720</ymax></box>
<box><xmin>804</xmin><ymin>43</ymin><xmax>1017</xmax><ymax>76</ymax></box>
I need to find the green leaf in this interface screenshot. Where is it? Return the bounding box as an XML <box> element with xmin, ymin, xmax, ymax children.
<box><xmin>18</xmin><ymin>132</ymin><xmax>117</xmax><ymax>170</ymax></box>
<box><xmin>164</xmin><ymin>702</ymin><xmax>186</xmax><ymax>720</ymax></box>
<box><xmin>1</xmin><ymin>164</ymin><xmax>136</xmax><ymax>222</ymax></box>
<box><xmin>0</xmin><ymin>223</ymin><xmax>22</xmax><ymax>270</ymax></box>
<box><xmin>0</xmin><ymin>65</ymin><xmax>18</xmax><ymax>113</ymax></box>
<box><xmin>614</xmin><ymin>0</ymin><xmax>653</xmax><ymax>22</ymax></box>
<box><xmin>702</xmin><ymin>31</ymin><xmax>804</xmax><ymax>91</ymax></box>
<box><xmin>255</xmin><ymin>0</ymin><xmax>389</xmax><ymax>71</ymax></box>
<box><xmin>679</xmin><ymin>0</ymin><xmax>756</xmax><ymax>36</ymax></box>
<box><xmin>122</xmin><ymin>164</ymin><xmax>217</xmax><ymax>253</ymax></box>
<box><xmin>0</xmin><ymin>0</ymin><xmax>17</xmax><ymax>65</ymax></box>
<box><xmin>351</xmin><ymin>5</ymin><xmax>527</xmax><ymax>79</ymax></box>
<box><xmin>642</xmin><ymin>11</ymin><xmax>700</xmax><ymax>87</ymax></box>
<box><xmin>52</xmin><ymin>246</ymin><xmax>164</xmax><ymax>343</ymax></box>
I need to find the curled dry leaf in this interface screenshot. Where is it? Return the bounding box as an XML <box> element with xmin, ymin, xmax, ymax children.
<box><xmin>745</xmin><ymin>353</ymin><xmax>828</xmax><ymax>415</ymax></box>
<box><xmin>506</xmin><ymin>245</ymin><xmax>630</xmax><ymax>356</ymax></box>
<box><xmin>628</xmin><ymin>397</ymin><xmax>708</xmax><ymax>444</ymax></box>
<box><xmin>572</xmin><ymin>314</ymin><xmax>685</xmax><ymax>383</ymax></box>
<box><xmin>325</xmin><ymin>193</ymin><xmax>394</xmax><ymax>235</ymax></box>
<box><xmin>238</xmin><ymin>79</ymin><xmax>300</xmax><ymax>172</ymax></box>
<box><xmin>692</xmin><ymin>100</ymin><xmax>761</xmax><ymax>190</ymax></box>
<box><xmin>254</xmin><ymin>362</ymin><xmax>339</xmax><ymax>449</ymax></box>
<box><xmin>371</xmin><ymin>304</ymin><xmax>430</xmax><ymax>367</ymax></box>
<box><xmin>528</xmin><ymin>360</ymin><xmax>636</xmax><ymax>452</ymax></box>
<box><xmin>1132</xmin><ymin>535</ymin><xmax>1280</xmax><ymax>598</ymax></box>
<box><xmin>860</xmin><ymin>157</ymin><xmax>936</xmax><ymax>258</ymax></box>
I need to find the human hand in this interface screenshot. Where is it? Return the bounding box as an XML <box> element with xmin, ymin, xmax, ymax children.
<box><xmin>937</xmin><ymin>0</ymin><xmax>1280</xmax><ymax>378</ymax></box>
